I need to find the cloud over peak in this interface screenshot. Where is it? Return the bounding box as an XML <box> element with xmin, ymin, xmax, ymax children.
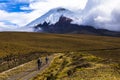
<box><xmin>81</xmin><ymin>0</ymin><xmax>120</xmax><ymax>31</ymax></box>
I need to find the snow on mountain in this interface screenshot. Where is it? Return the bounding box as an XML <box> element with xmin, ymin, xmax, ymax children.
<box><xmin>25</xmin><ymin>7</ymin><xmax>82</xmax><ymax>28</ymax></box>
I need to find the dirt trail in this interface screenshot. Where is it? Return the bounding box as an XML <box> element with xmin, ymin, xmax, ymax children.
<box><xmin>1</xmin><ymin>55</ymin><xmax>54</xmax><ymax>80</ymax></box>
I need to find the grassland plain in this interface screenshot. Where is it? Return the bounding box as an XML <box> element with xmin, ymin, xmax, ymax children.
<box><xmin>0</xmin><ymin>32</ymin><xmax>120</xmax><ymax>72</ymax></box>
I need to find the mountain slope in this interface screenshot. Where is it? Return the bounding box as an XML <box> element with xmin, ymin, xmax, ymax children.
<box><xmin>34</xmin><ymin>16</ymin><xmax>120</xmax><ymax>37</ymax></box>
<box><xmin>25</xmin><ymin>7</ymin><xmax>120</xmax><ymax>37</ymax></box>
<box><xmin>26</xmin><ymin>8</ymin><xmax>80</xmax><ymax>28</ymax></box>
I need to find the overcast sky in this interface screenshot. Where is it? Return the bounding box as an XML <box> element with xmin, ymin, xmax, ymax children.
<box><xmin>0</xmin><ymin>0</ymin><xmax>120</xmax><ymax>31</ymax></box>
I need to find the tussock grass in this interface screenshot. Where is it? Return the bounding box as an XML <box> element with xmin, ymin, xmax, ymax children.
<box><xmin>32</xmin><ymin>52</ymin><xmax>120</xmax><ymax>80</ymax></box>
<box><xmin>0</xmin><ymin>59</ymin><xmax>36</xmax><ymax>80</ymax></box>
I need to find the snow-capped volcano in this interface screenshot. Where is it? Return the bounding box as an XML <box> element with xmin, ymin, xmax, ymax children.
<box><xmin>26</xmin><ymin>7</ymin><xmax>81</xmax><ymax>28</ymax></box>
<box><xmin>24</xmin><ymin>7</ymin><xmax>120</xmax><ymax>37</ymax></box>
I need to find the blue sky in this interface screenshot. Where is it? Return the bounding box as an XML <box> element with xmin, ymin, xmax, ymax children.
<box><xmin>0</xmin><ymin>0</ymin><xmax>120</xmax><ymax>31</ymax></box>
<box><xmin>0</xmin><ymin>0</ymin><xmax>32</xmax><ymax>12</ymax></box>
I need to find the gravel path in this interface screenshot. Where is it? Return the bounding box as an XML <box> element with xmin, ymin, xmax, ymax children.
<box><xmin>5</xmin><ymin>56</ymin><xmax>53</xmax><ymax>80</ymax></box>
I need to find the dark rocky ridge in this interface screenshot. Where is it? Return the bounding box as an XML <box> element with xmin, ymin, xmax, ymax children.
<box><xmin>34</xmin><ymin>16</ymin><xmax>120</xmax><ymax>37</ymax></box>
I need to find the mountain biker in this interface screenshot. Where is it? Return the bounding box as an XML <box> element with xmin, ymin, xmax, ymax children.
<box><xmin>37</xmin><ymin>58</ymin><xmax>42</xmax><ymax>70</ymax></box>
<box><xmin>45</xmin><ymin>56</ymin><xmax>49</xmax><ymax>64</ymax></box>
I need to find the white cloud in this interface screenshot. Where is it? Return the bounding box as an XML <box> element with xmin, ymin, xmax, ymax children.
<box><xmin>30</xmin><ymin>0</ymin><xmax>87</xmax><ymax>10</ymax></box>
<box><xmin>0</xmin><ymin>22</ymin><xmax>15</xmax><ymax>31</ymax></box>
<box><xmin>0</xmin><ymin>0</ymin><xmax>120</xmax><ymax>31</ymax></box>
<box><xmin>81</xmin><ymin>0</ymin><xmax>120</xmax><ymax>31</ymax></box>
<box><xmin>0</xmin><ymin>10</ymin><xmax>32</xmax><ymax>28</ymax></box>
<box><xmin>20</xmin><ymin>6</ymin><xmax>31</xmax><ymax>10</ymax></box>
